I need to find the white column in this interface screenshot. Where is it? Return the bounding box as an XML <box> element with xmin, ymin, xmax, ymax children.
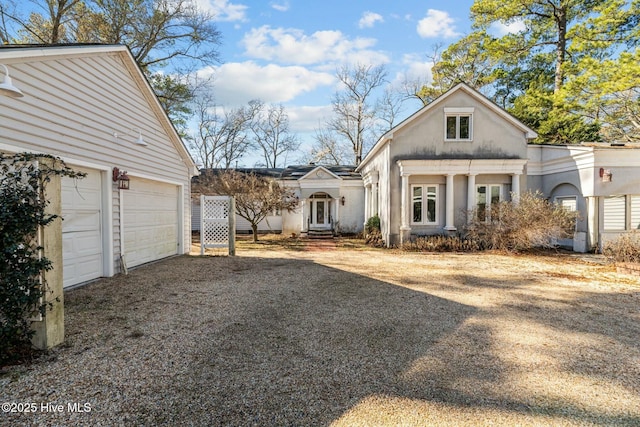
<box><xmin>364</xmin><ymin>184</ymin><xmax>370</xmax><ymax>220</ymax></box>
<box><xmin>301</xmin><ymin>199</ymin><xmax>307</xmax><ymax>232</ymax></box>
<box><xmin>445</xmin><ymin>173</ymin><xmax>456</xmax><ymax>231</ymax></box>
<box><xmin>467</xmin><ymin>173</ymin><xmax>476</xmax><ymax>224</ymax></box>
<box><xmin>400</xmin><ymin>174</ymin><xmax>410</xmax><ymax>231</ymax></box>
<box><xmin>511</xmin><ymin>173</ymin><xmax>521</xmax><ymax>204</ymax></box>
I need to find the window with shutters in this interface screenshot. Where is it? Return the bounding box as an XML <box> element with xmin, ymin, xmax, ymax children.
<box><xmin>604</xmin><ymin>196</ymin><xmax>626</xmax><ymax>231</ymax></box>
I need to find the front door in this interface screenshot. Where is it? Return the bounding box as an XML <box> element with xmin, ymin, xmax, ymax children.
<box><xmin>310</xmin><ymin>198</ymin><xmax>331</xmax><ymax>229</ymax></box>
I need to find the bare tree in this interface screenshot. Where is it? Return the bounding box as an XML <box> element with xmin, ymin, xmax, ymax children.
<box><xmin>0</xmin><ymin>0</ymin><xmax>221</xmax><ymax>130</ymax></box>
<box><xmin>193</xmin><ymin>170</ymin><xmax>299</xmax><ymax>242</ymax></box>
<box><xmin>251</xmin><ymin>103</ymin><xmax>300</xmax><ymax>168</ymax></box>
<box><xmin>190</xmin><ymin>97</ymin><xmax>262</xmax><ymax>169</ymax></box>
<box><xmin>375</xmin><ymin>87</ymin><xmax>406</xmax><ymax>135</ymax></box>
<box><xmin>307</xmin><ymin>128</ymin><xmax>351</xmax><ymax>166</ymax></box>
<box><xmin>327</xmin><ymin>63</ymin><xmax>387</xmax><ymax>165</ymax></box>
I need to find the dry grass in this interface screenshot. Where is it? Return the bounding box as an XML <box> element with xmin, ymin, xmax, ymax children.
<box><xmin>2</xmin><ymin>236</ymin><xmax>639</xmax><ymax>426</ymax></box>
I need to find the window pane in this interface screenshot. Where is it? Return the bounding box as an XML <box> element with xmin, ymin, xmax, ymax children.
<box><xmin>604</xmin><ymin>196</ymin><xmax>625</xmax><ymax>230</ymax></box>
<box><xmin>477</xmin><ymin>186</ymin><xmax>487</xmax><ymax>220</ymax></box>
<box><xmin>490</xmin><ymin>185</ymin><xmax>501</xmax><ymax>205</ymax></box>
<box><xmin>459</xmin><ymin>115</ymin><xmax>470</xmax><ymax>139</ymax></box>
<box><xmin>427</xmin><ymin>199</ymin><xmax>436</xmax><ymax>222</ymax></box>
<box><xmin>316</xmin><ymin>201</ymin><xmax>325</xmax><ymax>224</ymax></box>
<box><xmin>446</xmin><ymin>116</ymin><xmax>457</xmax><ymax>139</ymax></box>
<box><xmin>413</xmin><ymin>201</ymin><xmax>422</xmax><ymax>222</ymax></box>
<box><xmin>426</xmin><ymin>186</ymin><xmax>437</xmax><ymax>223</ymax></box>
<box><xmin>412</xmin><ymin>186</ymin><xmax>423</xmax><ymax>223</ymax></box>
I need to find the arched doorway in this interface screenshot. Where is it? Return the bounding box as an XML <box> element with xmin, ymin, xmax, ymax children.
<box><xmin>308</xmin><ymin>192</ymin><xmax>333</xmax><ymax>230</ymax></box>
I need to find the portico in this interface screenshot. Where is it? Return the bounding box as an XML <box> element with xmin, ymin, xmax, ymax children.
<box><xmin>397</xmin><ymin>159</ymin><xmax>526</xmax><ymax>244</ymax></box>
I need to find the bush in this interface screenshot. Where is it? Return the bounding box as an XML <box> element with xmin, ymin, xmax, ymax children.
<box><xmin>464</xmin><ymin>190</ymin><xmax>577</xmax><ymax>252</ymax></box>
<box><xmin>405</xmin><ymin>235</ymin><xmax>480</xmax><ymax>252</ymax></box>
<box><xmin>364</xmin><ymin>214</ymin><xmax>380</xmax><ymax>233</ymax></box>
<box><xmin>1</xmin><ymin>153</ymin><xmax>83</xmax><ymax>365</ymax></box>
<box><xmin>364</xmin><ymin>215</ymin><xmax>384</xmax><ymax>247</ymax></box>
<box><xmin>602</xmin><ymin>231</ymin><xmax>640</xmax><ymax>264</ymax></box>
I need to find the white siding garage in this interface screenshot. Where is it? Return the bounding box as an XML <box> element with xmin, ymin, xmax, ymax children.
<box><xmin>123</xmin><ymin>177</ymin><xmax>179</xmax><ymax>268</ymax></box>
<box><xmin>61</xmin><ymin>167</ymin><xmax>104</xmax><ymax>288</ymax></box>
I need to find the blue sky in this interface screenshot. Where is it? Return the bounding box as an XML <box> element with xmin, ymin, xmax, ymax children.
<box><xmin>17</xmin><ymin>0</ymin><xmax>513</xmax><ymax>165</ymax></box>
<box><xmin>196</xmin><ymin>0</ymin><xmax>492</xmax><ymax>165</ymax></box>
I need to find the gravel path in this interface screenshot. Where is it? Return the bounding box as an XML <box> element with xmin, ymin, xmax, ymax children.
<box><xmin>2</xmin><ymin>244</ymin><xmax>640</xmax><ymax>426</ymax></box>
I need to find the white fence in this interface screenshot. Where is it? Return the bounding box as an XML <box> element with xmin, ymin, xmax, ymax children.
<box><xmin>200</xmin><ymin>195</ymin><xmax>235</xmax><ymax>256</ymax></box>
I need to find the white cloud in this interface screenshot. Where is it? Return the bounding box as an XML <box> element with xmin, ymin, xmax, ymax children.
<box><xmin>359</xmin><ymin>11</ymin><xmax>384</xmax><ymax>29</ymax></box>
<box><xmin>490</xmin><ymin>20</ymin><xmax>527</xmax><ymax>36</ymax></box>
<box><xmin>416</xmin><ymin>9</ymin><xmax>460</xmax><ymax>38</ymax></box>
<box><xmin>194</xmin><ymin>0</ymin><xmax>248</xmax><ymax>22</ymax></box>
<box><xmin>286</xmin><ymin>105</ymin><xmax>334</xmax><ymax>133</ymax></box>
<box><xmin>270</xmin><ymin>1</ymin><xmax>289</xmax><ymax>12</ymax></box>
<box><xmin>198</xmin><ymin>61</ymin><xmax>335</xmax><ymax>106</ymax></box>
<box><xmin>241</xmin><ymin>25</ymin><xmax>389</xmax><ymax>66</ymax></box>
<box><xmin>399</xmin><ymin>53</ymin><xmax>434</xmax><ymax>83</ymax></box>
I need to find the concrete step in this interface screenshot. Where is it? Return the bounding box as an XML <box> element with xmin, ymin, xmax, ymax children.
<box><xmin>307</xmin><ymin>229</ymin><xmax>334</xmax><ymax>239</ymax></box>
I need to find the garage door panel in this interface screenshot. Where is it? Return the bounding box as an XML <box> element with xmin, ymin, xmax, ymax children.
<box><xmin>123</xmin><ymin>178</ymin><xmax>178</xmax><ymax>268</ymax></box>
<box><xmin>62</xmin><ymin>210</ymin><xmax>101</xmax><ymax>232</ymax></box>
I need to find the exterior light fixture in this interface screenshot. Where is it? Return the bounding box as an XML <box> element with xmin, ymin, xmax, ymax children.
<box><xmin>112</xmin><ymin>167</ymin><xmax>131</xmax><ymax>190</ymax></box>
<box><xmin>0</xmin><ymin>64</ymin><xmax>24</xmax><ymax>98</ymax></box>
<box><xmin>112</xmin><ymin>129</ymin><xmax>148</xmax><ymax>146</ymax></box>
<box><xmin>341</xmin><ymin>196</ymin><xmax>346</xmax><ymax>205</ymax></box>
<box><xmin>135</xmin><ymin>130</ymin><xmax>147</xmax><ymax>146</ymax></box>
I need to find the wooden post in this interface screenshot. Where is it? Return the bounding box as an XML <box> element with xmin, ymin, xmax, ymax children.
<box><xmin>31</xmin><ymin>157</ymin><xmax>65</xmax><ymax>350</ymax></box>
<box><xmin>228</xmin><ymin>196</ymin><xmax>236</xmax><ymax>256</ymax></box>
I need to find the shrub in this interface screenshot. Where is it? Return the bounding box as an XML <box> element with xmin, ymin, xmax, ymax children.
<box><xmin>405</xmin><ymin>235</ymin><xmax>480</xmax><ymax>252</ymax></box>
<box><xmin>364</xmin><ymin>214</ymin><xmax>380</xmax><ymax>233</ymax></box>
<box><xmin>602</xmin><ymin>231</ymin><xmax>640</xmax><ymax>264</ymax></box>
<box><xmin>464</xmin><ymin>190</ymin><xmax>577</xmax><ymax>252</ymax></box>
<box><xmin>1</xmin><ymin>153</ymin><xmax>84</xmax><ymax>365</ymax></box>
<box><xmin>364</xmin><ymin>215</ymin><xmax>384</xmax><ymax>247</ymax></box>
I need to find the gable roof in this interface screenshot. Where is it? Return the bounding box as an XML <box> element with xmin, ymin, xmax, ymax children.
<box><xmin>357</xmin><ymin>82</ymin><xmax>538</xmax><ymax>171</ymax></box>
<box><xmin>0</xmin><ymin>44</ymin><xmax>197</xmax><ymax>173</ymax></box>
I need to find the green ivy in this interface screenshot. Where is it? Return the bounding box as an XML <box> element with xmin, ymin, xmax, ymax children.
<box><xmin>0</xmin><ymin>153</ymin><xmax>84</xmax><ymax>365</ymax></box>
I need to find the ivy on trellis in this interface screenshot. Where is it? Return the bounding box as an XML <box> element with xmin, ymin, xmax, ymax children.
<box><xmin>0</xmin><ymin>152</ymin><xmax>85</xmax><ymax>364</ymax></box>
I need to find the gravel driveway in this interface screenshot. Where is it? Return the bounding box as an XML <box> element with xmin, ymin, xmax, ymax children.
<box><xmin>2</xmin><ymin>242</ymin><xmax>640</xmax><ymax>426</ymax></box>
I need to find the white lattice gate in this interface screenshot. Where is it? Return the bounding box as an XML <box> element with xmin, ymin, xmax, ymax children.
<box><xmin>200</xmin><ymin>195</ymin><xmax>236</xmax><ymax>256</ymax></box>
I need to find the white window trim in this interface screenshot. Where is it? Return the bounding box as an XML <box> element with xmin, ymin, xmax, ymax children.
<box><xmin>411</xmin><ymin>184</ymin><xmax>439</xmax><ymax>225</ymax></box>
<box><xmin>476</xmin><ymin>184</ymin><xmax>502</xmax><ymax>222</ymax></box>
<box><xmin>556</xmin><ymin>196</ymin><xmax>578</xmax><ymax>231</ymax></box>
<box><xmin>444</xmin><ymin>107</ymin><xmax>474</xmax><ymax>142</ymax></box>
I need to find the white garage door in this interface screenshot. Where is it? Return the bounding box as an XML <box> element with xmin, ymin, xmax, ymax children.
<box><xmin>62</xmin><ymin>167</ymin><xmax>103</xmax><ymax>288</ymax></box>
<box><xmin>123</xmin><ymin>178</ymin><xmax>179</xmax><ymax>268</ymax></box>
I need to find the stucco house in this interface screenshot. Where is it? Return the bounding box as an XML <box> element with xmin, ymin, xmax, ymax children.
<box><xmin>279</xmin><ymin>164</ymin><xmax>364</xmax><ymax>236</ymax></box>
<box><xmin>528</xmin><ymin>143</ymin><xmax>640</xmax><ymax>251</ymax></box>
<box><xmin>356</xmin><ymin>82</ymin><xmax>640</xmax><ymax>251</ymax></box>
<box><xmin>356</xmin><ymin>82</ymin><xmax>537</xmax><ymax>247</ymax></box>
<box><xmin>192</xmin><ymin>164</ymin><xmax>364</xmax><ymax>237</ymax></box>
<box><xmin>0</xmin><ymin>44</ymin><xmax>197</xmax><ymax>288</ymax></box>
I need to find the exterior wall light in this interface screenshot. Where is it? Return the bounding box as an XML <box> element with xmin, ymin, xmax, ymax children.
<box><xmin>0</xmin><ymin>64</ymin><xmax>24</xmax><ymax>97</ymax></box>
<box><xmin>112</xmin><ymin>167</ymin><xmax>131</xmax><ymax>190</ymax></box>
<box><xmin>341</xmin><ymin>196</ymin><xmax>346</xmax><ymax>205</ymax></box>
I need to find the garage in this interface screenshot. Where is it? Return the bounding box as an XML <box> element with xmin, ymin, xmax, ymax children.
<box><xmin>123</xmin><ymin>177</ymin><xmax>179</xmax><ymax>268</ymax></box>
<box><xmin>61</xmin><ymin>167</ymin><xmax>104</xmax><ymax>288</ymax></box>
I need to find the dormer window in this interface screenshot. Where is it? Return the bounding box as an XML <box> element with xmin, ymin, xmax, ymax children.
<box><xmin>444</xmin><ymin>107</ymin><xmax>474</xmax><ymax>141</ymax></box>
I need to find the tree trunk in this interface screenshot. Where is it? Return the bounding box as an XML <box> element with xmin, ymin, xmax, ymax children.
<box><xmin>252</xmin><ymin>224</ymin><xmax>259</xmax><ymax>242</ymax></box>
<box><xmin>554</xmin><ymin>6</ymin><xmax>567</xmax><ymax>93</ymax></box>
